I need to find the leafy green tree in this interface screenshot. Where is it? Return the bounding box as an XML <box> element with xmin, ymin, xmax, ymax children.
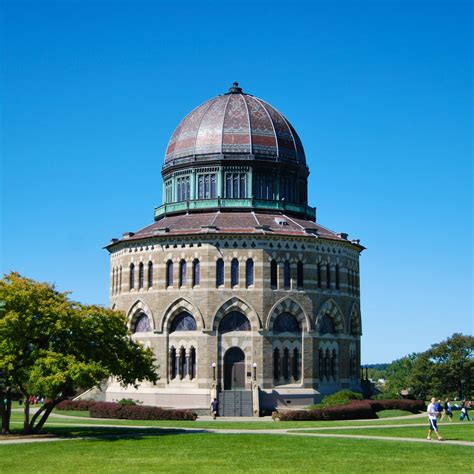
<box><xmin>412</xmin><ymin>333</ymin><xmax>473</xmax><ymax>399</ymax></box>
<box><xmin>0</xmin><ymin>272</ymin><xmax>158</xmax><ymax>435</ymax></box>
<box><xmin>381</xmin><ymin>334</ymin><xmax>473</xmax><ymax>400</ymax></box>
<box><xmin>383</xmin><ymin>353</ymin><xmax>420</xmax><ymax>397</ymax></box>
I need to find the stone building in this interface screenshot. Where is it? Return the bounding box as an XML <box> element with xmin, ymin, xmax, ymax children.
<box><xmin>105</xmin><ymin>83</ymin><xmax>364</xmax><ymax>415</ymax></box>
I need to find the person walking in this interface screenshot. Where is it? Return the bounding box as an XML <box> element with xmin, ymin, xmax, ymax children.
<box><xmin>435</xmin><ymin>399</ymin><xmax>442</xmax><ymax>419</ymax></box>
<box><xmin>427</xmin><ymin>397</ymin><xmax>443</xmax><ymax>441</ymax></box>
<box><xmin>460</xmin><ymin>400</ymin><xmax>470</xmax><ymax>421</ymax></box>
<box><xmin>440</xmin><ymin>398</ymin><xmax>453</xmax><ymax>421</ymax></box>
<box><xmin>211</xmin><ymin>398</ymin><xmax>220</xmax><ymax>420</ymax></box>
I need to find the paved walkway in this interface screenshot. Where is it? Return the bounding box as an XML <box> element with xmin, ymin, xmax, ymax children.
<box><xmin>2</xmin><ymin>416</ymin><xmax>473</xmax><ymax>447</ymax></box>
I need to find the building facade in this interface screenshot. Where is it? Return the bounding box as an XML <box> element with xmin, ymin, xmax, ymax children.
<box><xmin>105</xmin><ymin>83</ymin><xmax>364</xmax><ymax>414</ymax></box>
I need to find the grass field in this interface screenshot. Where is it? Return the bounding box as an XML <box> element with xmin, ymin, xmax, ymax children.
<box><xmin>1</xmin><ymin>432</ymin><xmax>473</xmax><ymax>473</ymax></box>
<box><xmin>294</xmin><ymin>424</ymin><xmax>474</xmax><ymax>441</ymax></box>
<box><xmin>8</xmin><ymin>410</ymin><xmax>432</xmax><ymax>431</ymax></box>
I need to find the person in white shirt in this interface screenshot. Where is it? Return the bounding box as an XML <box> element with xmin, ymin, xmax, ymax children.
<box><xmin>427</xmin><ymin>397</ymin><xmax>443</xmax><ymax>440</ymax></box>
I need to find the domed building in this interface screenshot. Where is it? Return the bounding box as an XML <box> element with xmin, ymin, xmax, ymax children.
<box><xmin>105</xmin><ymin>83</ymin><xmax>364</xmax><ymax>415</ymax></box>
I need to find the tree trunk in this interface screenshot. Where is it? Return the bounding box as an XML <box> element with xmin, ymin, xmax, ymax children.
<box><xmin>23</xmin><ymin>398</ymin><xmax>31</xmax><ymax>434</ymax></box>
<box><xmin>0</xmin><ymin>387</ymin><xmax>11</xmax><ymax>434</ymax></box>
<box><xmin>4</xmin><ymin>388</ymin><xmax>12</xmax><ymax>434</ymax></box>
<box><xmin>31</xmin><ymin>402</ymin><xmax>57</xmax><ymax>434</ymax></box>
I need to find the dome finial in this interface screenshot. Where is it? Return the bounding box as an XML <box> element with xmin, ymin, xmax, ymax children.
<box><xmin>228</xmin><ymin>82</ymin><xmax>243</xmax><ymax>94</ymax></box>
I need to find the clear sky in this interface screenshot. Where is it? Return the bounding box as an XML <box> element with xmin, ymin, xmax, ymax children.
<box><xmin>1</xmin><ymin>0</ymin><xmax>472</xmax><ymax>364</ymax></box>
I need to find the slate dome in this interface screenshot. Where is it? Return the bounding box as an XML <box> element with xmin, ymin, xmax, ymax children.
<box><xmin>165</xmin><ymin>83</ymin><xmax>306</xmax><ymax>167</ymax></box>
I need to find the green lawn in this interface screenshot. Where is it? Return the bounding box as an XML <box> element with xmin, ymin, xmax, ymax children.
<box><xmin>0</xmin><ymin>432</ymin><xmax>472</xmax><ymax>473</ymax></box>
<box><xmin>8</xmin><ymin>413</ymin><xmax>430</xmax><ymax>431</ymax></box>
<box><xmin>375</xmin><ymin>409</ymin><xmax>413</xmax><ymax>418</ymax></box>
<box><xmin>294</xmin><ymin>424</ymin><xmax>474</xmax><ymax>442</ymax></box>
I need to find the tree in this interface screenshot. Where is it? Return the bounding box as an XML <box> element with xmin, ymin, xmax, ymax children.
<box><xmin>0</xmin><ymin>272</ymin><xmax>158</xmax><ymax>435</ymax></box>
<box><xmin>415</xmin><ymin>333</ymin><xmax>473</xmax><ymax>399</ymax></box>
<box><xmin>383</xmin><ymin>353</ymin><xmax>420</xmax><ymax>397</ymax></box>
<box><xmin>382</xmin><ymin>334</ymin><xmax>473</xmax><ymax>400</ymax></box>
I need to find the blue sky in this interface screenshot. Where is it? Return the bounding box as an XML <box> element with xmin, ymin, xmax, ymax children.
<box><xmin>1</xmin><ymin>0</ymin><xmax>472</xmax><ymax>363</ymax></box>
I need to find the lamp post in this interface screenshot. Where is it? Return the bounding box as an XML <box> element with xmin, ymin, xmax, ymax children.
<box><xmin>461</xmin><ymin>379</ymin><xmax>465</xmax><ymax>401</ymax></box>
<box><xmin>211</xmin><ymin>362</ymin><xmax>216</xmax><ymax>381</ymax></box>
<box><xmin>252</xmin><ymin>362</ymin><xmax>257</xmax><ymax>381</ymax></box>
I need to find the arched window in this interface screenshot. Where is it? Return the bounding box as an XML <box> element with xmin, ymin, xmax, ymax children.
<box><xmin>189</xmin><ymin>347</ymin><xmax>196</xmax><ymax>380</ymax></box>
<box><xmin>179</xmin><ymin>259</ymin><xmax>187</xmax><ymax>287</ymax></box>
<box><xmin>166</xmin><ymin>260</ymin><xmax>173</xmax><ymax>287</ymax></box>
<box><xmin>133</xmin><ymin>312</ymin><xmax>151</xmax><ymax>333</ymax></box>
<box><xmin>318</xmin><ymin>349</ymin><xmax>324</xmax><ymax>378</ymax></box>
<box><xmin>326</xmin><ymin>264</ymin><xmax>331</xmax><ymax>289</ymax></box>
<box><xmin>351</xmin><ymin>352</ymin><xmax>358</xmax><ymax>378</ymax></box>
<box><xmin>270</xmin><ymin>260</ymin><xmax>278</xmax><ymax>289</ymax></box>
<box><xmin>216</xmin><ymin>258</ymin><xmax>224</xmax><ymax>287</ymax></box>
<box><xmin>231</xmin><ymin>258</ymin><xmax>239</xmax><ymax>287</ymax></box>
<box><xmin>297</xmin><ymin>261</ymin><xmax>304</xmax><ymax>288</ymax></box>
<box><xmin>350</xmin><ymin>315</ymin><xmax>360</xmax><ymax>336</ymax></box>
<box><xmin>282</xmin><ymin>348</ymin><xmax>290</xmax><ymax>380</ymax></box>
<box><xmin>170</xmin><ymin>311</ymin><xmax>197</xmax><ymax>332</ymax></box>
<box><xmin>331</xmin><ymin>349</ymin><xmax>337</xmax><ymax>378</ymax></box>
<box><xmin>273</xmin><ymin>313</ymin><xmax>301</xmax><ymax>334</ymax></box>
<box><xmin>111</xmin><ymin>268</ymin><xmax>115</xmax><ymax>295</ymax></box>
<box><xmin>169</xmin><ymin>347</ymin><xmax>177</xmax><ymax>380</ymax></box>
<box><xmin>245</xmin><ymin>259</ymin><xmax>254</xmax><ymax>287</ymax></box>
<box><xmin>293</xmin><ymin>348</ymin><xmax>299</xmax><ymax>381</ymax></box>
<box><xmin>138</xmin><ymin>262</ymin><xmax>144</xmax><ymax>289</ymax></box>
<box><xmin>273</xmin><ymin>348</ymin><xmax>280</xmax><ymax>379</ymax></box>
<box><xmin>325</xmin><ymin>349</ymin><xmax>330</xmax><ymax>378</ymax></box>
<box><xmin>319</xmin><ymin>314</ymin><xmax>336</xmax><ymax>335</ymax></box>
<box><xmin>335</xmin><ymin>264</ymin><xmax>340</xmax><ymax>290</ymax></box>
<box><xmin>218</xmin><ymin>311</ymin><xmax>251</xmax><ymax>333</ymax></box>
<box><xmin>317</xmin><ymin>263</ymin><xmax>321</xmax><ymax>288</ymax></box>
<box><xmin>148</xmin><ymin>262</ymin><xmax>153</xmax><ymax>288</ymax></box>
<box><xmin>178</xmin><ymin>346</ymin><xmax>186</xmax><ymax>380</ymax></box>
<box><xmin>283</xmin><ymin>261</ymin><xmax>291</xmax><ymax>289</ymax></box>
<box><xmin>129</xmin><ymin>263</ymin><xmax>135</xmax><ymax>290</ymax></box>
<box><xmin>192</xmin><ymin>259</ymin><xmax>200</xmax><ymax>287</ymax></box>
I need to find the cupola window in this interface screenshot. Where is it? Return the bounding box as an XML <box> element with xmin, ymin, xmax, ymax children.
<box><xmin>225</xmin><ymin>173</ymin><xmax>247</xmax><ymax>198</ymax></box>
<box><xmin>198</xmin><ymin>173</ymin><xmax>217</xmax><ymax>199</ymax></box>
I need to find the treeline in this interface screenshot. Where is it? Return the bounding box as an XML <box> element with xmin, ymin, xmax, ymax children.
<box><xmin>374</xmin><ymin>333</ymin><xmax>473</xmax><ymax>400</ymax></box>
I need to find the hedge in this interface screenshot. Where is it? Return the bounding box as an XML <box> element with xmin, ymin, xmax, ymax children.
<box><xmin>56</xmin><ymin>400</ymin><xmax>97</xmax><ymax>411</ymax></box>
<box><xmin>90</xmin><ymin>402</ymin><xmax>198</xmax><ymax>421</ymax></box>
<box><xmin>366</xmin><ymin>399</ymin><xmax>425</xmax><ymax>413</ymax></box>
<box><xmin>279</xmin><ymin>399</ymin><xmax>425</xmax><ymax>421</ymax></box>
<box><xmin>280</xmin><ymin>401</ymin><xmax>376</xmax><ymax>421</ymax></box>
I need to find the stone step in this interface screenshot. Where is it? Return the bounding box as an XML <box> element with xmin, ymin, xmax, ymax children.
<box><xmin>218</xmin><ymin>390</ymin><xmax>253</xmax><ymax>417</ymax></box>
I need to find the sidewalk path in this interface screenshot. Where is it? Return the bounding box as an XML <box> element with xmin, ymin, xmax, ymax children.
<box><xmin>2</xmin><ymin>421</ymin><xmax>473</xmax><ymax>447</ymax></box>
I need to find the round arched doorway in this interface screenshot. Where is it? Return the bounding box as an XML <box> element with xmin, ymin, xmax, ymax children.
<box><xmin>223</xmin><ymin>347</ymin><xmax>245</xmax><ymax>390</ymax></box>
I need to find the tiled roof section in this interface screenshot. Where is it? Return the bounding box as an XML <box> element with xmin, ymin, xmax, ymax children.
<box><xmin>165</xmin><ymin>87</ymin><xmax>306</xmax><ymax>165</ymax></box>
<box><xmin>122</xmin><ymin>211</ymin><xmax>346</xmax><ymax>242</ymax></box>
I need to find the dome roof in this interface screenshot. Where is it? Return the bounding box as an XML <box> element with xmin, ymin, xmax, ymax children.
<box><xmin>165</xmin><ymin>83</ymin><xmax>306</xmax><ymax>166</ymax></box>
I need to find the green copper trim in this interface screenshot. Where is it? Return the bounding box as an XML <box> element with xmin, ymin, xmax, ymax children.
<box><xmin>154</xmin><ymin>199</ymin><xmax>316</xmax><ymax>221</ymax></box>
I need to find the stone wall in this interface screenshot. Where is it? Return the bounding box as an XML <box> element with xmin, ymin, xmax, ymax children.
<box><xmin>107</xmin><ymin>233</ymin><xmax>362</xmax><ymax>408</ymax></box>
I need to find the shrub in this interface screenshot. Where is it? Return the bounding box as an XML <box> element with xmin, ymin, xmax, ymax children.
<box><xmin>280</xmin><ymin>398</ymin><xmax>425</xmax><ymax>421</ymax></box>
<box><xmin>56</xmin><ymin>400</ymin><xmax>96</xmax><ymax>411</ymax></box>
<box><xmin>321</xmin><ymin>390</ymin><xmax>363</xmax><ymax>407</ymax></box>
<box><xmin>280</xmin><ymin>400</ymin><xmax>376</xmax><ymax>421</ymax></box>
<box><xmin>308</xmin><ymin>390</ymin><xmax>363</xmax><ymax>409</ymax></box>
<box><xmin>89</xmin><ymin>402</ymin><xmax>197</xmax><ymax>421</ymax></box>
<box><xmin>369</xmin><ymin>399</ymin><xmax>425</xmax><ymax>413</ymax></box>
<box><xmin>117</xmin><ymin>398</ymin><xmax>138</xmax><ymax>406</ymax></box>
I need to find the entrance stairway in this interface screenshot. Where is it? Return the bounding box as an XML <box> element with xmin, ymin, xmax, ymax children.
<box><xmin>218</xmin><ymin>390</ymin><xmax>253</xmax><ymax>417</ymax></box>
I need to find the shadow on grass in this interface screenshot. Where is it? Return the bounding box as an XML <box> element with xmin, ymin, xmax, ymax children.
<box><xmin>48</xmin><ymin>425</ymin><xmax>211</xmax><ymax>442</ymax></box>
<box><xmin>3</xmin><ymin>425</ymin><xmax>210</xmax><ymax>442</ymax></box>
